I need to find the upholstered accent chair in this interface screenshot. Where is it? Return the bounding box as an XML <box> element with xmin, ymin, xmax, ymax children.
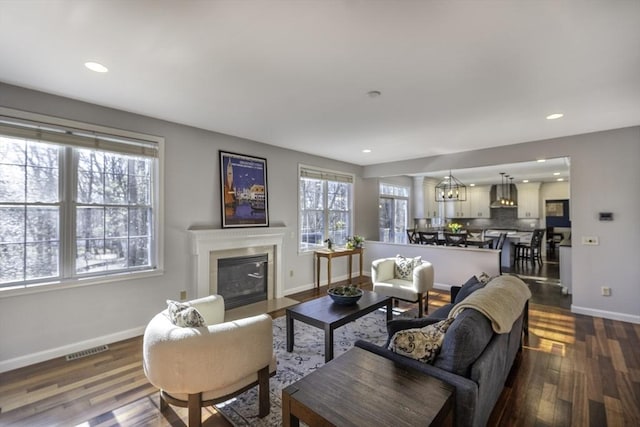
<box><xmin>371</xmin><ymin>257</ymin><xmax>435</xmax><ymax>317</ymax></box>
<box><xmin>142</xmin><ymin>295</ymin><xmax>276</xmax><ymax>427</ymax></box>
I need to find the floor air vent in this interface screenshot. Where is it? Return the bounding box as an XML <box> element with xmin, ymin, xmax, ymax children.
<box><xmin>65</xmin><ymin>345</ymin><xmax>109</xmax><ymax>361</ymax></box>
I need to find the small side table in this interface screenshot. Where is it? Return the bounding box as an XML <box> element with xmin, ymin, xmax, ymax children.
<box><xmin>314</xmin><ymin>247</ymin><xmax>363</xmax><ymax>288</ymax></box>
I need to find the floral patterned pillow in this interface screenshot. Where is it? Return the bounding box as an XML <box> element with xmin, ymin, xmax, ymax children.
<box><xmin>394</xmin><ymin>255</ymin><xmax>421</xmax><ymax>280</ymax></box>
<box><xmin>166</xmin><ymin>300</ymin><xmax>206</xmax><ymax>327</ymax></box>
<box><xmin>387</xmin><ymin>318</ymin><xmax>455</xmax><ymax>364</ymax></box>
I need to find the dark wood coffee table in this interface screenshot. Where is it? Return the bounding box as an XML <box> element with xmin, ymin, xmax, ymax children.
<box><xmin>282</xmin><ymin>346</ymin><xmax>454</xmax><ymax>427</ymax></box>
<box><xmin>286</xmin><ymin>290</ymin><xmax>392</xmax><ymax>363</ymax></box>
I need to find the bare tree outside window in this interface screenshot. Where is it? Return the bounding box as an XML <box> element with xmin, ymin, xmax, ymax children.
<box><xmin>0</xmin><ymin>122</ymin><xmax>158</xmax><ymax>290</ymax></box>
<box><xmin>298</xmin><ymin>169</ymin><xmax>353</xmax><ymax>252</ymax></box>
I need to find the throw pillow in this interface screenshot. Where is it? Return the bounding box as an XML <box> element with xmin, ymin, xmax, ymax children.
<box><xmin>454</xmin><ymin>275</ymin><xmax>485</xmax><ymax>304</ymax></box>
<box><xmin>387</xmin><ymin>318</ymin><xmax>455</xmax><ymax>364</ymax></box>
<box><xmin>166</xmin><ymin>300</ymin><xmax>206</xmax><ymax>327</ymax></box>
<box><xmin>394</xmin><ymin>255</ymin><xmax>421</xmax><ymax>280</ymax></box>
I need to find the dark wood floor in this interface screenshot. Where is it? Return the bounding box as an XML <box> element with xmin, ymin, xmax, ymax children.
<box><xmin>1</xmin><ymin>276</ymin><xmax>639</xmax><ymax>426</ymax></box>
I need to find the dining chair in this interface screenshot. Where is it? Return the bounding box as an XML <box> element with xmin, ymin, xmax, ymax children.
<box><xmin>406</xmin><ymin>229</ymin><xmax>419</xmax><ymax>244</ymax></box>
<box><xmin>418</xmin><ymin>231</ymin><xmax>439</xmax><ymax>245</ymax></box>
<box><xmin>444</xmin><ymin>232</ymin><xmax>467</xmax><ymax>247</ymax></box>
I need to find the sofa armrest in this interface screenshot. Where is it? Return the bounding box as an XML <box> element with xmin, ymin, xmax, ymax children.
<box><xmin>372</xmin><ymin>258</ymin><xmax>396</xmax><ymax>282</ymax></box>
<box><xmin>355</xmin><ymin>340</ymin><xmax>480</xmax><ymax>427</ymax></box>
<box><xmin>412</xmin><ymin>261</ymin><xmax>434</xmax><ymax>294</ymax></box>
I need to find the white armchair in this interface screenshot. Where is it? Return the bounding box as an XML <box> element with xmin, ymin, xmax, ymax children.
<box><xmin>371</xmin><ymin>257</ymin><xmax>434</xmax><ymax>317</ymax></box>
<box><xmin>142</xmin><ymin>295</ymin><xmax>276</xmax><ymax>427</ymax></box>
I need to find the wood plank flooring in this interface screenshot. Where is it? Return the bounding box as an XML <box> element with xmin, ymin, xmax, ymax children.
<box><xmin>1</xmin><ymin>280</ymin><xmax>639</xmax><ymax>426</ymax></box>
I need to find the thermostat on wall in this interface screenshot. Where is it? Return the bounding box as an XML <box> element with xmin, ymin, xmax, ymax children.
<box><xmin>599</xmin><ymin>212</ymin><xmax>613</xmax><ymax>221</ymax></box>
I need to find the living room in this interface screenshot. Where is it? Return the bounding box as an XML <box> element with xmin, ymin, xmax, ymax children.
<box><xmin>1</xmin><ymin>1</ymin><xmax>639</xmax><ymax>426</ymax></box>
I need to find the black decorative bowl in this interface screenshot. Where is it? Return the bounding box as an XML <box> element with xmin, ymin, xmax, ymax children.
<box><xmin>327</xmin><ymin>286</ymin><xmax>363</xmax><ymax>305</ymax></box>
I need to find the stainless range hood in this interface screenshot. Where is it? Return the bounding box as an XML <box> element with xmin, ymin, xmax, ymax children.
<box><xmin>490</xmin><ymin>184</ymin><xmax>518</xmax><ymax>208</ymax></box>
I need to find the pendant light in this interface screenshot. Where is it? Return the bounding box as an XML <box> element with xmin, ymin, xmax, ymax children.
<box><xmin>435</xmin><ymin>170</ymin><xmax>467</xmax><ymax>202</ymax></box>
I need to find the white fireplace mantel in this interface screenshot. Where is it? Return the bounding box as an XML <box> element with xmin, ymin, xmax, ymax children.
<box><xmin>188</xmin><ymin>226</ymin><xmax>287</xmax><ymax>299</ymax></box>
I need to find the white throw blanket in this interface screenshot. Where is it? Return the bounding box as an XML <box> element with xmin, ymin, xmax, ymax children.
<box><xmin>448</xmin><ymin>275</ymin><xmax>532</xmax><ymax>333</ymax></box>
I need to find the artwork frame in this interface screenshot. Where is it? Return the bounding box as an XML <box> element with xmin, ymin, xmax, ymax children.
<box><xmin>219</xmin><ymin>151</ymin><xmax>269</xmax><ymax>228</ymax></box>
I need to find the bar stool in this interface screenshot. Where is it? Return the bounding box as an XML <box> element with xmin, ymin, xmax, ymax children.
<box><xmin>515</xmin><ymin>229</ymin><xmax>545</xmax><ymax>265</ymax></box>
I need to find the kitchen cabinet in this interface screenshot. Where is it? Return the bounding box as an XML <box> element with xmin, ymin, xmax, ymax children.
<box><xmin>469</xmin><ymin>185</ymin><xmax>491</xmax><ymax>218</ymax></box>
<box><xmin>423</xmin><ymin>180</ymin><xmax>440</xmax><ymax>218</ymax></box>
<box><xmin>445</xmin><ymin>199</ymin><xmax>470</xmax><ymax>218</ymax></box>
<box><xmin>516</xmin><ymin>182</ymin><xmax>541</xmax><ymax>218</ymax></box>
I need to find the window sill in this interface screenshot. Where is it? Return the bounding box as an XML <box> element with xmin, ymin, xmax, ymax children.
<box><xmin>0</xmin><ymin>269</ymin><xmax>164</xmax><ymax>299</ymax></box>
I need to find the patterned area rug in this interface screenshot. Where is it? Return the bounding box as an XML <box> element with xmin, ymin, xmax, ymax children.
<box><xmin>215</xmin><ymin>309</ymin><xmax>398</xmax><ymax>426</ymax></box>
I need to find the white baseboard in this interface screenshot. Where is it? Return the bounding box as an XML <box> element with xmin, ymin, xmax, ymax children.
<box><xmin>571</xmin><ymin>305</ymin><xmax>640</xmax><ymax>324</ymax></box>
<box><xmin>0</xmin><ymin>326</ymin><xmax>145</xmax><ymax>373</ymax></box>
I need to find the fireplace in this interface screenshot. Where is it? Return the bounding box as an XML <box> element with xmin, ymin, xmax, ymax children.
<box><xmin>217</xmin><ymin>254</ymin><xmax>268</xmax><ymax>309</ymax></box>
<box><xmin>189</xmin><ymin>226</ymin><xmax>286</xmax><ymax>303</ymax></box>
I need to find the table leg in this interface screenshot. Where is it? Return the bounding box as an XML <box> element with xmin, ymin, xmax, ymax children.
<box><xmin>359</xmin><ymin>250</ymin><xmax>363</xmax><ymax>283</ymax></box>
<box><xmin>324</xmin><ymin>325</ymin><xmax>334</xmax><ymax>363</ymax></box>
<box><xmin>286</xmin><ymin>312</ymin><xmax>294</xmax><ymax>352</ymax></box>
<box><xmin>327</xmin><ymin>257</ymin><xmax>331</xmax><ymax>288</ymax></box>
<box><xmin>315</xmin><ymin>254</ymin><xmax>320</xmax><ymax>289</ymax></box>
<box><xmin>348</xmin><ymin>254</ymin><xmax>353</xmax><ymax>283</ymax></box>
<box><xmin>386</xmin><ymin>299</ymin><xmax>393</xmax><ymax>321</ymax></box>
<box><xmin>282</xmin><ymin>389</ymin><xmax>300</xmax><ymax>427</ymax></box>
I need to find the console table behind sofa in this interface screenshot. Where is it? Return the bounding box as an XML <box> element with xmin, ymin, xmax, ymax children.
<box><xmin>364</xmin><ymin>241</ymin><xmax>501</xmax><ymax>290</ymax></box>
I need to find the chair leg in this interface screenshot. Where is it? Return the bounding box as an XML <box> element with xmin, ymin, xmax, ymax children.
<box><xmin>424</xmin><ymin>292</ymin><xmax>429</xmax><ymax>315</ymax></box>
<box><xmin>159</xmin><ymin>391</ymin><xmax>168</xmax><ymax>412</ymax></box>
<box><xmin>417</xmin><ymin>297</ymin><xmax>424</xmax><ymax>318</ymax></box>
<box><xmin>188</xmin><ymin>393</ymin><xmax>202</xmax><ymax>427</ymax></box>
<box><xmin>258</xmin><ymin>366</ymin><xmax>270</xmax><ymax>417</ymax></box>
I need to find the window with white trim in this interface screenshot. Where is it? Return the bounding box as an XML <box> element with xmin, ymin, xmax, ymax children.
<box><xmin>379</xmin><ymin>182</ymin><xmax>409</xmax><ymax>243</ymax></box>
<box><xmin>298</xmin><ymin>166</ymin><xmax>354</xmax><ymax>252</ymax></box>
<box><xmin>0</xmin><ymin>113</ymin><xmax>161</xmax><ymax>290</ymax></box>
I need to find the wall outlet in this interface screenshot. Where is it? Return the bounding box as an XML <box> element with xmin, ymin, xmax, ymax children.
<box><xmin>582</xmin><ymin>236</ymin><xmax>599</xmax><ymax>245</ymax></box>
<box><xmin>601</xmin><ymin>287</ymin><xmax>611</xmax><ymax>296</ymax></box>
<box><xmin>180</xmin><ymin>290</ymin><xmax>187</xmax><ymax>300</ymax></box>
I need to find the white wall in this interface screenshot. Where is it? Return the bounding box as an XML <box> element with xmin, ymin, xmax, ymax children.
<box><xmin>361</xmin><ymin>127</ymin><xmax>640</xmax><ymax>324</ymax></box>
<box><xmin>0</xmin><ymin>83</ymin><xmax>363</xmax><ymax>371</ymax></box>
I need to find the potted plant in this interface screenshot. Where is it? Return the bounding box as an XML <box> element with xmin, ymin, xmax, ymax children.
<box><xmin>346</xmin><ymin>235</ymin><xmax>365</xmax><ymax>249</ymax></box>
<box><xmin>447</xmin><ymin>223</ymin><xmax>463</xmax><ymax>233</ymax></box>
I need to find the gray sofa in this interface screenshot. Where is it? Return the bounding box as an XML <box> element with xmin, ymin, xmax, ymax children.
<box><xmin>355</xmin><ymin>275</ymin><xmax>529</xmax><ymax>427</ymax></box>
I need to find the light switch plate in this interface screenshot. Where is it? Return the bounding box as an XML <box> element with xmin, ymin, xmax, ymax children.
<box><xmin>582</xmin><ymin>236</ymin><xmax>599</xmax><ymax>245</ymax></box>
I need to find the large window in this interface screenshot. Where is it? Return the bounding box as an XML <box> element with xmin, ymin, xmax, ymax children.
<box><xmin>379</xmin><ymin>183</ymin><xmax>409</xmax><ymax>243</ymax></box>
<box><xmin>0</xmin><ymin>111</ymin><xmax>162</xmax><ymax>291</ymax></box>
<box><xmin>299</xmin><ymin>166</ymin><xmax>354</xmax><ymax>252</ymax></box>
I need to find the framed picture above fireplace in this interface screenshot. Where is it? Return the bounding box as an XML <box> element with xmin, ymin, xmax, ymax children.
<box><xmin>220</xmin><ymin>151</ymin><xmax>269</xmax><ymax>228</ymax></box>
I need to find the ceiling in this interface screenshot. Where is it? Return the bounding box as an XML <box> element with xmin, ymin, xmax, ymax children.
<box><xmin>415</xmin><ymin>157</ymin><xmax>570</xmax><ymax>187</ymax></box>
<box><xmin>0</xmin><ymin>1</ymin><xmax>639</xmax><ymax>167</ymax></box>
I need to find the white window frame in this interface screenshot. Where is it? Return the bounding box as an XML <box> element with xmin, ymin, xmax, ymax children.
<box><xmin>298</xmin><ymin>164</ymin><xmax>354</xmax><ymax>253</ymax></box>
<box><xmin>379</xmin><ymin>182</ymin><xmax>410</xmax><ymax>243</ymax></box>
<box><xmin>0</xmin><ymin>107</ymin><xmax>164</xmax><ymax>297</ymax></box>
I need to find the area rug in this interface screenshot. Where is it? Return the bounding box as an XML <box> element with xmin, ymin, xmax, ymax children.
<box><xmin>214</xmin><ymin>309</ymin><xmax>401</xmax><ymax>426</ymax></box>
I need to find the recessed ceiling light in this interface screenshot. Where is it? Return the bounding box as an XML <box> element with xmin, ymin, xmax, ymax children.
<box><xmin>522</xmin><ymin>179</ymin><xmax>529</xmax><ymax>183</ymax></box>
<box><xmin>367</xmin><ymin>90</ymin><xmax>381</xmax><ymax>98</ymax></box>
<box><xmin>84</xmin><ymin>61</ymin><xmax>108</xmax><ymax>73</ymax></box>
<box><xmin>537</xmin><ymin>159</ymin><xmax>546</xmax><ymax>163</ymax></box>
<box><xmin>546</xmin><ymin>113</ymin><xmax>564</xmax><ymax>120</ymax></box>
<box><xmin>469</xmin><ymin>183</ymin><xmax>476</xmax><ymax>187</ymax></box>
<box><xmin>557</xmin><ymin>178</ymin><xmax>564</xmax><ymax>182</ymax></box>
<box><xmin>362</xmin><ymin>149</ymin><xmax>371</xmax><ymax>153</ymax></box>
<box><xmin>553</xmin><ymin>172</ymin><xmax>560</xmax><ymax>176</ymax></box>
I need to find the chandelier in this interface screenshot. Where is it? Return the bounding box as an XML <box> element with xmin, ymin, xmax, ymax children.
<box><xmin>435</xmin><ymin>171</ymin><xmax>467</xmax><ymax>202</ymax></box>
